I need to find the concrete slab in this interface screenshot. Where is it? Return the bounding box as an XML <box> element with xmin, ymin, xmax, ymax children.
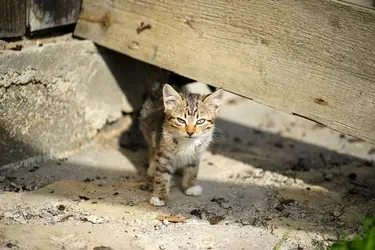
<box><xmin>0</xmin><ymin>85</ymin><xmax>374</xmax><ymax>249</ymax></box>
<box><xmin>0</xmin><ymin>37</ymin><xmax>146</xmax><ymax>169</ymax></box>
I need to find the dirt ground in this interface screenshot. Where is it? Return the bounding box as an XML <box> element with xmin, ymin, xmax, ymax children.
<box><xmin>1</xmin><ymin>83</ymin><xmax>374</xmax><ymax>250</ymax></box>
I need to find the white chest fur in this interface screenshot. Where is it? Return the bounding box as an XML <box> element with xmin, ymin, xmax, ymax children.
<box><xmin>172</xmin><ymin>137</ymin><xmax>204</xmax><ymax>168</ymax></box>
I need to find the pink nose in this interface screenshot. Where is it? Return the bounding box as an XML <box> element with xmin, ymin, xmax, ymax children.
<box><xmin>187</xmin><ymin>131</ymin><xmax>194</xmax><ymax>136</ymax></box>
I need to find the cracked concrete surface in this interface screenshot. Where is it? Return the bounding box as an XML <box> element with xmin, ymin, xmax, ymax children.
<box><xmin>0</xmin><ymin>83</ymin><xmax>374</xmax><ymax>250</ymax></box>
<box><xmin>0</xmin><ymin>38</ymin><xmax>146</xmax><ymax>169</ymax></box>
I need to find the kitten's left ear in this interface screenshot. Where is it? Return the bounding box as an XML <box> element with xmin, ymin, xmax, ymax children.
<box><xmin>203</xmin><ymin>88</ymin><xmax>223</xmax><ymax>116</ymax></box>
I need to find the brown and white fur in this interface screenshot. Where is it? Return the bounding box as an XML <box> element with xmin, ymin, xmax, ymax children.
<box><xmin>139</xmin><ymin>83</ymin><xmax>223</xmax><ymax>206</ymax></box>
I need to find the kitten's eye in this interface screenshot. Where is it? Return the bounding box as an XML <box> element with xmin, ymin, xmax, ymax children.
<box><xmin>196</xmin><ymin>119</ymin><xmax>206</xmax><ymax>125</ymax></box>
<box><xmin>176</xmin><ymin>118</ymin><xmax>186</xmax><ymax>124</ymax></box>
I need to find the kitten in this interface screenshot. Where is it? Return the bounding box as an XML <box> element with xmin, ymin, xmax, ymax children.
<box><xmin>139</xmin><ymin>83</ymin><xmax>223</xmax><ymax>206</ymax></box>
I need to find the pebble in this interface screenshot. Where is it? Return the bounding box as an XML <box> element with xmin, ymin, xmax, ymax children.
<box><xmin>220</xmin><ymin>203</ymin><xmax>232</xmax><ymax>209</ymax></box>
<box><xmin>240</xmin><ymin>219</ymin><xmax>251</xmax><ymax>225</ymax></box>
<box><xmin>333</xmin><ymin>210</ymin><xmax>342</xmax><ymax>217</ymax></box>
<box><xmin>84</xmin><ymin>215</ymin><xmax>106</xmax><ymax>224</ymax></box>
<box><xmin>285</xmin><ymin>178</ymin><xmax>295</xmax><ymax>186</ymax></box>
<box><xmin>13</xmin><ymin>214</ymin><xmax>27</xmax><ymax>224</ymax></box>
<box><xmin>162</xmin><ymin>219</ymin><xmax>170</xmax><ymax>225</ymax></box>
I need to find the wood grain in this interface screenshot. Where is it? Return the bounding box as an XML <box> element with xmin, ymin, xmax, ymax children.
<box><xmin>28</xmin><ymin>0</ymin><xmax>81</xmax><ymax>32</ymax></box>
<box><xmin>0</xmin><ymin>0</ymin><xmax>26</xmax><ymax>38</ymax></box>
<box><xmin>74</xmin><ymin>0</ymin><xmax>375</xmax><ymax>144</ymax></box>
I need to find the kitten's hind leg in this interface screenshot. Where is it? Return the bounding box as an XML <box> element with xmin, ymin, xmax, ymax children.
<box><xmin>182</xmin><ymin>164</ymin><xmax>202</xmax><ymax>197</ymax></box>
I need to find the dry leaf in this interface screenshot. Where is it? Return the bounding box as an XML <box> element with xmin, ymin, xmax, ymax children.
<box><xmin>156</xmin><ymin>214</ymin><xmax>186</xmax><ymax>223</ymax></box>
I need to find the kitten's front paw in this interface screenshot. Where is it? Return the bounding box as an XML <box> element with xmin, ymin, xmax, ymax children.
<box><xmin>185</xmin><ymin>185</ymin><xmax>202</xmax><ymax>196</ymax></box>
<box><xmin>149</xmin><ymin>196</ymin><xmax>166</xmax><ymax>207</ymax></box>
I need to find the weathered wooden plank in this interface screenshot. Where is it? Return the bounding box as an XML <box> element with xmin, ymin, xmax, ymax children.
<box><xmin>341</xmin><ymin>0</ymin><xmax>374</xmax><ymax>8</ymax></box>
<box><xmin>74</xmin><ymin>0</ymin><xmax>375</xmax><ymax>144</ymax></box>
<box><xmin>28</xmin><ymin>0</ymin><xmax>81</xmax><ymax>32</ymax></box>
<box><xmin>0</xmin><ymin>0</ymin><xmax>26</xmax><ymax>38</ymax></box>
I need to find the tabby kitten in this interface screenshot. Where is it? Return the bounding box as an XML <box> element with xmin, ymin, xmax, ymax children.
<box><xmin>139</xmin><ymin>83</ymin><xmax>223</xmax><ymax>206</ymax></box>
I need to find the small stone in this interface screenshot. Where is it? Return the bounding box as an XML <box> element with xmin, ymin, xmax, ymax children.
<box><xmin>0</xmin><ymin>176</ymin><xmax>5</xmax><ymax>182</ymax></box>
<box><xmin>83</xmin><ymin>215</ymin><xmax>106</xmax><ymax>224</ymax></box>
<box><xmin>6</xmin><ymin>242</ymin><xmax>16</xmax><ymax>248</ymax></box>
<box><xmin>57</xmin><ymin>205</ymin><xmax>65</xmax><ymax>211</ymax></box>
<box><xmin>162</xmin><ymin>219</ymin><xmax>170</xmax><ymax>225</ymax></box>
<box><xmin>333</xmin><ymin>210</ymin><xmax>342</xmax><ymax>217</ymax></box>
<box><xmin>240</xmin><ymin>219</ymin><xmax>251</xmax><ymax>225</ymax></box>
<box><xmin>285</xmin><ymin>178</ymin><xmax>295</xmax><ymax>186</ymax></box>
<box><xmin>274</xmin><ymin>203</ymin><xmax>284</xmax><ymax>212</ymax></box>
<box><xmin>208</xmin><ymin>214</ymin><xmax>224</xmax><ymax>225</ymax></box>
<box><xmin>93</xmin><ymin>246</ymin><xmax>114</xmax><ymax>250</ymax></box>
<box><xmin>13</xmin><ymin>214</ymin><xmax>27</xmax><ymax>224</ymax></box>
<box><xmin>78</xmin><ymin>195</ymin><xmax>89</xmax><ymax>201</ymax></box>
<box><xmin>280</xmin><ymin>198</ymin><xmax>294</xmax><ymax>206</ymax></box>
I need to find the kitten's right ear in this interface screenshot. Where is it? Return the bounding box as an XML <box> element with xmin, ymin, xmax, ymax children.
<box><xmin>163</xmin><ymin>84</ymin><xmax>182</xmax><ymax>110</ymax></box>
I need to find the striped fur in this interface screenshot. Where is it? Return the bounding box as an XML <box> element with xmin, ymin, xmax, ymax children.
<box><xmin>139</xmin><ymin>83</ymin><xmax>223</xmax><ymax>206</ymax></box>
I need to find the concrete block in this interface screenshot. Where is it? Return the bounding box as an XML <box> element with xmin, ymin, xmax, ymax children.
<box><xmin>0</xmin><ymin>39</ymin><xmax>145</xmax><ymax>169</ymax></box>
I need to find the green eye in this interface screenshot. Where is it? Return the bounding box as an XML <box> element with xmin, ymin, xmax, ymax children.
<box><xmin>177</xmin><ymin>118</ymin><xmax>186</xmax><ymax>124</ymax></box>
<box><xmin>196</xmin><ymin>119</ymin><xmax>206</xmax><ymax>125</ymax></box>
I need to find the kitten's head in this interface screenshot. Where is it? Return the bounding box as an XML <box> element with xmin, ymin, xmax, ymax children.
<box><xmin>162</xmin><ymin>84</ymin><xmax>223</xmax><ymax>139</ymax></box>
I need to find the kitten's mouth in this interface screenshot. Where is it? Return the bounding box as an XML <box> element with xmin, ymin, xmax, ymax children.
<box><xmin>185</xmin><ymin>136</ymin><xmax>195</xmax><ymax>139</ymax></box>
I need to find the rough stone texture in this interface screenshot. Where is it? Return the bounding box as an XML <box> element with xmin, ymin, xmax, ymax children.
<box><xmin>0</xmin><ymin>39</ymin><xmax>145</xmax><ymax>169</ymax></box>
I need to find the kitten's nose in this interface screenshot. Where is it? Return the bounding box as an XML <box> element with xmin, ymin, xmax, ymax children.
<box><xmin>186</xmin><ymin>131</ymin><xmax>194</xmax><ymax>137</ymax></box>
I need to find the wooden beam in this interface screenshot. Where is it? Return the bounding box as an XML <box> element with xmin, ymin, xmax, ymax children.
<box><xmin>74</xmin><ymin>0</ymin><xmax>375</xmax><ymax>144</ymax></box>
<box><xmin>0</xmin><ymin>0</ymin><xmax>26</xmax><ymax>38</ymax></box>
<box><xmin>28</xmin><ymin>0</ymin><xmax>81</xmax><ymax>32</ymax></box>
<box><xmin>341</xmin><ymin>0</ymin><xmax>374</xmax><ymax>8</ymax></box>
